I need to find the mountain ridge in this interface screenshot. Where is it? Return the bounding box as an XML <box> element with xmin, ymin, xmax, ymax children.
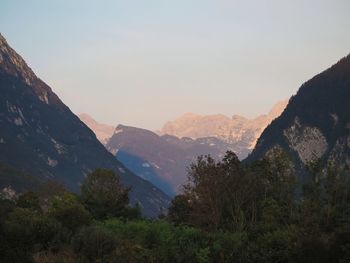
<box><xmin>247</xmin><ymin>53</ymin><xmax>350</xmax><ymax>177</ymax></box>
<box><xmin>159</xmin><ymin>100</ymin><xmax>288</xmax><ymax>157</ymax></box>
<box><xmin>79</xmin><ymin>100</ymin><xmax>288</xmax><ymax>196</ymax></box>
<box><xmin>0</xmin><ymin>33</ymin><xmax>170</xmax><ymax>217</ymax></box>
<box><xmin>78</xmin><ymin>113</ymin><xmax>115</xmax><ymax>144</ymax></box>
<box><xmin>104</xmin><ymin>124</ymin><xmax>235</xmax><ymax>196</ymax></box>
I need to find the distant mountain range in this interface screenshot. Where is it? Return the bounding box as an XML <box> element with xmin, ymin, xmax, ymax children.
<box><xmin>107</xmin><ymin>126</ymin><xmax>235</xmax><ymax>196</ymax></box>
<box><xmin>0</xmin><ymin>33</ymin><xmax>170</xmax><ymax>217</ymax></box>
<box><xmin>247</xmin><ymin>54</ymin><xmax>350</xmax><ymax>179</ymax></box>
<box><xmin>159</xmin><ymin>100</ymin><xmax>287</xmax><ymax>159</ymax></box>
<box><xmin>78</xmin><ymin>113</ymin><xmax>115</xmax><ymax>144</ymax></box>
<box><xmin>80</xmin><ymin>101</ymin><xmax>287</xmax><ymax>196</ymax></box>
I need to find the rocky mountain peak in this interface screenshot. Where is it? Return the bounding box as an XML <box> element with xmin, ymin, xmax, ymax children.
<box><xmin>0</xmin><ymin>33</ymin><xmax>61</xmax><ymax>106</ymax></box>
<box><xmin>0</xmin><ymin>33</ymin><xmax>6</xmax><ymax>43</ymax></box>
<box><xmin>0</xmin><ymin>33</ymin><xmax>37</xmax><ymax>86</ymax></box>
<box><xmin>159</xmin><ymin>100</ymin><xmax>288</xmax><ymax>156</ymax></box>
<box><xmin>78</xmin><ymin>113</ymin><xmax>115</xmax><ymax>144</ymax></box>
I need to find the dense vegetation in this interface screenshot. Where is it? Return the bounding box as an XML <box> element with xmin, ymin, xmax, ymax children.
<box><xmin>1</xmin><ymin>152</ymin><xmax>350</xmax><ymax>262</ymax></box>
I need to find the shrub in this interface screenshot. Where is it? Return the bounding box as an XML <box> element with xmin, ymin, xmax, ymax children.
<box><xmin>73</xmin><ymin>225</ymin><xmax>117</xmax><ymax>262</ymax></box>
<box><xmin>49</xmin><ymin>192</ymin><xmax>91</xmax><ymax>232</ymax></box>
<box><xmin>17</xmin><ymin>191</ymin><xmax>41</xmax><ymax>212</ymax></box>
<box><xmin>81</xmin><ymin>169</ymin><xmax>130</xmax><ymax>219</ymax></box>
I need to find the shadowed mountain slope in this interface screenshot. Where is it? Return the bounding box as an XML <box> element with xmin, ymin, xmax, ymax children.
<box><xmin>247</xmin><ymin>54</ymin><xmax>350</xmax><ymax>179</ymax></box>
<box><xmin>0</xmin><ymin>33</ymin><xmax>170</xmax><ymax>217</ymax></box>
<box><xmin>105</xmin><ymin>125</ymin><xmax>234</xmax><ymax>196</ymax></box>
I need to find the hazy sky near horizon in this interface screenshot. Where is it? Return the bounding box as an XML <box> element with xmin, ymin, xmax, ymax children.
<box><xmin>1</xmin><ymin>0</ymin><xmax>350</xmax><ymax>129</ymax></box>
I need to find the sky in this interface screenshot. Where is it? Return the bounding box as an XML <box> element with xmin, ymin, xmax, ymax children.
<box><xmin>1</xmin><ymin>0</ymin><xmax>350</xmax><ymax>130</ymax></box>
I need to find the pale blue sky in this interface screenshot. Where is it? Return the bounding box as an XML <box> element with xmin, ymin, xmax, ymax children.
<box><xmin>1</xmin><ymin>0</ymin><xmax>350</xmax><ymax>129</ymax></box>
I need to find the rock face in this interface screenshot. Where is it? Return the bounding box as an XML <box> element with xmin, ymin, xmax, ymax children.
<box><xmin>247</xmin><ymin>54</ymin><xmax>350</xmax><ymax>177</ymax></box>
<box><xmin>283</xmin><ymin>117</ymin><xmax>328</xmax><ymax>165</ymax></box>
<box><xmin>78</xmin><ymin>113</ymin><xmax>114</xmax><ymax>145</ymax></box>
<box><xmin>159</xmin><ymin>100</ymin><xmax>287</xmax><ymax>159</ymax></box>
<box><xmin>105</xmin><ymin>125</ymin><xmax>234</xmax><ymax>196</ymax></box>
<box><xmin>0</xmin><ymin>33</ymin><xmax>170</xmax><ymax>217</ymax></box>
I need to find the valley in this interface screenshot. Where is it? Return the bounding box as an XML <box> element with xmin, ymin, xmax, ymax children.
<box><xmin>79</xmin><ymin>101</ymin><xmax>287</xmax><ymax>196</ymax></box>
<box><xmin>0</xmin><ymin>1</ymin><xmax>349</xmax><ymax>261</ymax></box>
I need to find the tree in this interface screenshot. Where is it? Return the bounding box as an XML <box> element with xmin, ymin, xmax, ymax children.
<box><xmin>3</xmin><ymin>208</ymin><xmax>63</xmax><ymax>261</ymax></box>
<box><xmin>17</xmin><ymin>191</ymin><xmax>41</xmax><ymax>212</ymax></box>
<box><xmin>37</xmin><ymin>180</ymin><xmax>67</xmax><ymax>212</ymax></box>
<box><xmin>123</xmin><ymin>203</ymin><xmax>142</xmax><ymax>220</ymax></box>
<box><xmin>183</xmin><ymin>154</ymin><xmax>225</xmax><ymax>230</ymax></box>
<box><xmin>73</xmin><ymin>225</ymin><xmax>117</xmax><ymax>263</ymax></box>
<box><xmin>49</xmin><ymin>192</ymin><xmax>91</xmax><ymax>232</ymax></box>
<box><xmin>248</xmin><ymin>156</ymin><xmax>297</xmax><ymax>229</ymax></box>
<box><xmin>81</xmin><ymin>169</ymin><xmax>130</xmax><ymax>219</ymax></box>
<box><xmin>167</xmin><ymin>194</ymin><xmax>192</xmax><ymax>225</ymax></box>
<box><xmin>181</xmin><ymin>151</ymin><xmax>258</xmax><ymax>231</ymax></box>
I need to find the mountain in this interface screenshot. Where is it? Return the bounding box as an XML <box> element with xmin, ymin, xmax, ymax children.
<box><xmin>105</xmin><ymin>125</ymin><xmax>234</xmax><ymax>196</ymax></box>
<box><xmin>247</xmin><ymin>54</ymin><xmax>350</xmax><ymax>177</ymax></box>
<box><xmin>0</xmin><ymin>33</ymin><xmax>170</xmax><ymax>217</ymax></box>
<box><xmin>79</xmin><ymin>101</ymin><xmax>287</xmax><ymax>196</ymax></box>
<box><xmin>159</xmin><ymin>100</ymin><xmax>287</xmax><ymax>159</ymax></box>
<box><xmin>78</xmin><ymin>113</ymin><xmax>114</xmax><ymax>144</ymax></box>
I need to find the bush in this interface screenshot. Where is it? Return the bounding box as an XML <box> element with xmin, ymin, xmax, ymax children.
<box><xmin>210</xmin><ymin>231</ymin><xmax>247</xmax><ymax>262</ymax></box>
<box><xmin>245</xmin><ymin>227</ymin><xmax>298</xmax><ymax>263</ymax></box>
<box><xmin>17</xmin><ymin>191</ymin><xmax>41</xmax><ymax>212</ymax></box>
<box><xmin>103</xmin><ymin>219</ymin><xmax>212</xmax><ymax>262</ymax></box>
<box><xmin>32</xmin><ymin>247</ymin><xmax>77</xmax><ymax>263</ymax></box>
<box><xmin>2</xmin><ymin>208</ymin><xmax>63</xmax><ymax>262</ymax></box>
<box><xmin>73</xmin><ymin>225</ymin><xmax>117</xmax><ymax>262</ymax></box>
<box><xmin>49</xmin><ymin>192</ymin><xmax>91</xmax><ymax>232</ymax></box>
<box><xmin>122</xmin><ymin>203</ymin><xmax>142</xmax><ymax>220</ymax></box>
<box><xmin>81</xmin><ymin>169</ymin><xmax>130</xmax><ymax>219</ymax></box>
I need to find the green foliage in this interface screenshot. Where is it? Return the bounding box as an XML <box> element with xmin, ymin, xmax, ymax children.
<box><xmin>168</xmin><ymin>194</ymin><xmax>192</xmax><ymax>225</ymax></box>
<box><xmin>16</xmin><ymin>191</ymin><xmax>41</xmax><ymax>212</ymax></box>
<box><xmin>81</xmin><ymin>169</ymin><xmax>130</xmax><ymax>219</ymax></box>
<box><xmin>32</xmin><ymin>247</ymin><xmax>77</xmax><ymax>263</ymax></box>
<box><xmin>0</xmin><ymin>198</ymin><xmax>15</xmax><ymax>225</ymax></box>
<box><xmin>122</xmin><ymin>203</ymin><xmax>142</xmax><ymax>220</ymax></box>
<box><xmin>100</xmin><ymin>219</ymin><xmax>212</xmax><ymax>262</ymax></box>
<box><xmin>4</xmin><ymin>208</ymin><xmax>42</xmax><ymax>249</ymax></box>
<box><xmin>2</xmin><ymin>161</ymin><xmax>350</xmax><ymax>262</ymax></box>
<box><xmin>245</xmin><ymin>227</ymin><xmax>298</xmax><ymax>263</ymax></box>
<box><xmin>2</xmin><ymin>208</ymin><xmax>63</xmax><ymax>262</ymax></box>
<box><xmin>182</xmin><ymin>151</ymin><xmax>259</xmax><ymax>231</ymax></box>
<box><xmin>36</xmin><ymin>180</ymin><xmax>67</xmax><ymax>212</ymax></box>
<box><xmin>210</xmin><ymin>231</ymin><xmax>247</xmax><ymax>262</ymax></box>
<box><xmin>49</xmin><ymin>192</ymin><xmax>91</xmax><ymax>232</ymax></box>
<box><xmin>73</xmin><ymin>225</ymin><xmax>117</xmax><ymax>262</ymax></box>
